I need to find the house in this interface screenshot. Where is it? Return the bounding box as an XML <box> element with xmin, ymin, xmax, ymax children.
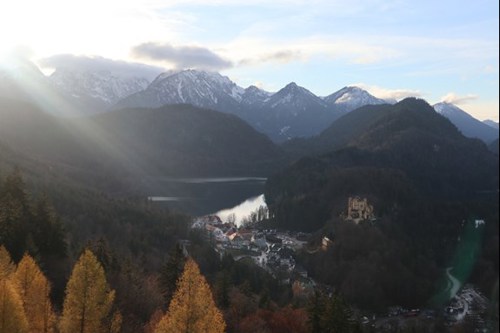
<box><xmin>321</xmin><ymin>236</ymin><xmax>333</xmax><ymax>251</ymax></box>
<box><xmin>346</xmin><ymin>196</ymin><xmax>375</xmax><ymax>224</ymax></box>
<box><xmin>251</xmin><ymin>234</ymin><xmax>267</xmax><ymax>250</ymax></box>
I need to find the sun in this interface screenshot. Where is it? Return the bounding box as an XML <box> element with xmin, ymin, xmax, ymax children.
<box><xmin>0</xmin><ymin>0</ymin><xmax>179</xmax><ymax>67</ymax></box>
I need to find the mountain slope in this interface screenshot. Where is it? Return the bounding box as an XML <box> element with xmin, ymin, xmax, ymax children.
<box><xmin>244</xmin><ymin>82</ymin><xmax>338</xmax><ymax>142</ymax></box>
<box><xmin>489</xmin><ymin>138</ymin><xmax>499</xmax><ymax>155</ymax></box>
<box><xmin>264</xmin><ymin>98</ymin><xmax>498</xmax><ymax>311</ymax></box>
<box><xmin>0</xmin><ymin>96</ymin><xmax>286</xmax><ymax>197</ymax></box>
<box><xmin>433</xmin><ymin>102</ymin><xmax>498</xmax><ymax>143</ymax></box>
<box><xmin>483</xmin><ymin>119</ymin><xmax>499</xmax><ymax>130</ymax></box>
<box><xmin>90</xmin><ymin>104</ymin><xmax>286</xmax><ymax>177</ymax></box>
<box><xmin>1</xmin><ymin>59</ymin><xmax>158</xmax><ymax>115</ymax></box>
<box><xmin>282</xmin><ymin>103</ymin><xmax>394</xmax><ymax>156</ymax></box>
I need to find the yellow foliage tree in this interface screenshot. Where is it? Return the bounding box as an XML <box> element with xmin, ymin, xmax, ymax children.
<box><xmin>59</xmin><ymin>249</ymin><xmax>115</xmax><ymax>333</ymax></box>
<box><xmin>154</xmin><ymin>258</ymin><xmax>226</xmax><ymax>333</ymax></box>
<box><xmin>0</xmin><ymin>277</ymin><xmax>29</xmax><ymax>333</ymax></box>
<box><xmin>13</xmin><ymin>254</ymin><xmax>56</xmax><ymax>333</ymax></box>
<box><xmin>0</xmin><ymin>246</ymin><xmax>15</xmax><ymax>279</ymax></box>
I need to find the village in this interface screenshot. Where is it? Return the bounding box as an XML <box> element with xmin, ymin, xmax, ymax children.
<box><xmin>190</xmin><ymin>197</ymin><xmax>379</xmax><ymax>301</ymax></box>
<box><xmin>190</xmin><ymin>196</ymin><xmax>494</xmax><ymax>331</ymax></box>
<box><xmin>190</xmin><ymin>196</ymin><xmax>389</xmax><ymax>300</ymax></box>
<box><xmin>191</xmin><ymin>213</ymin><xmax>317</xmax><ymax>295</ymax></box>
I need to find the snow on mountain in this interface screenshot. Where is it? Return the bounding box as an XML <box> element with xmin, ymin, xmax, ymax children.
<box><xmin>49</xmin><ymin>68</ymin><xmax>150</xmax><ymax>106</ymax></box>
<box><xmin>323</xmin><ymin>86</ymin><xmax>388</xmax><ymax>113</ymax></box>
<box><xmin>434</xmin><ymin>102</ymin><xmax>498</xmax><ymax>143</ymax></box>
<box><xmin>116</xmin><ymin>69</ymin><xmax>245</xmax><ymax>112</ymax></box>
<box><xmin>240</xmin><ymin>85</ymin><xmax>271</xmax><ymax>107</ymax></box>
<box><xmin>266</xmin><ymin>82</ymin><xmax>327</xmax><ymax>111</ymax></box>
<box><xmin>116</xmin><ymin>78</ymin><xmax>396</xmax><ymax>142</ymax></box>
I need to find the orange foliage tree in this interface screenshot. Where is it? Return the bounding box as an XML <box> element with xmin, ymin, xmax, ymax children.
<box><xmin>13</xmin><ymin>254</ymin><xmax>56</xmax><ymax>333</ymax></box>
<box><xmin>154</xmin><ymin>257</ymin><xmax>225</xmax><ymax>333</ymax></box>
<box><xmin>59</xmin><ymin>249</ymin><xmax>116</xmax><ymax>333</ymax></box>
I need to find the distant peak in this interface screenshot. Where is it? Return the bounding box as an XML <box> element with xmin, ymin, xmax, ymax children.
<box><xmin>281</xmin><ymin>82</ymin><xmax>309</xmax><ymax>93</ymax></box>
<box><xmin>433</xmin><ymin>101</ymin><xmax>461</xmax><ymax>113</ymax></box>
<box><xmin>343</xmin><ymin>86</ymin><xmax>362</xmax><ymax>91</ymax></box>
<box><xmin>246</xmin><ymin>85</ymin><xmax>260</xmax><ymax>91</ymax></box>
<box><xmin>245</xmin><ymin>85</ymin><xmax>269</xmax><ymax>94</ymax></box>
<box><xmin>396</xmin><ymin>97</ymin><xmax>433</xmax><ymax>111</ymax></box>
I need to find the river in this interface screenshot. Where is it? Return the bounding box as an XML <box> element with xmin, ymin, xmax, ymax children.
<box><xmin>445</xmin><ymin>267</ymin><xmax>461</xmax><ymax>299</ymax></box>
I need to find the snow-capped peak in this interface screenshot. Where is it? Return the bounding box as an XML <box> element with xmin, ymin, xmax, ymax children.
<box><xmin>241</xmin><ymin>85</ymin><xmax>272</xmax><ymax>106</ymax></box>
<box><xmin>120</xmin><ymin>69</ymin><xmax>246</xmax><ymax>110</ymax></box>
<box><xmin>323</xmin><ymin>86</ymin><xmax>387</xmax><ymax>113</ymax></box>
<box><xmin>264</xmin><ymin>82</ymin><xmax>327</xmax><ymax>111</ymax></box>
<box><xmin>49</xmin><ymin>68</ymin><xmax>150</xmax><ymax>105</ymax></box>
<box><xmin>433</xmin><ymin>102</ymin><xmax>462</xmax><ymax>117</ymax></box>
<box><xmin>325</xmin><ymin>86</ymin><xmax>385</xmax><ymax>104</ymax></box>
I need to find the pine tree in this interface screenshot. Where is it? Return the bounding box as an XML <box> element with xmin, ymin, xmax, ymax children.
<box><xmin>32</xmin><ymin>195</ymin><xmax>66</xmax><ymax>258</ymax></box>
<box><xmin>154</xmin><ymin>258</ymin><xmax>225</xmax><ymax>333</ymax></box>
<box><xmin>13</xmin><ymin>254</ymin><xmax>56</xmax><ymax>333</ymax></box>
<box><xmin>0</xmin><ymin>168</ymin><xmax>29</xmax><ymax>210</ymax></box>
<box><xmin>59</xmin><ymin>249</ymin><xmax>115</xmax><ymax>333</ymax></box>
<box><xmin>0</xmin><ymin>193</ymin><xmax>25</xmax><ymax>260</ymax></box>
<box><xmin>321</xmin><ymin>293</ymin><xmax>353</xmax><ymax>333</ymax></box>
<box><xmin>0</xmin><ymin>169</ymin><xmax>33</xmax><ymax>261</ymax></box>
<box><xmin>159</xmin><ymin>244</ymin><xmax>185</xmax><ymax>307</ymax></box>
<box><xmin>0</xmin><ymin>278</ymin><xmax>29</xmax><ymax>333</ymax></box>
<box><xmin>307</xmin><ymin>291</ymin><xmax>324</xmax><ymax>333</ymax></box>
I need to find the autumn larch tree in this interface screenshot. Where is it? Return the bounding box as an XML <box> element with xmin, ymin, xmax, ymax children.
<box><xmin>0</xmin><ymin>247</ymin><xmax>28</xmax><ymax>333</ymax></box>
<box><xmin>154</xmin><ymin>257</ymin><xmax>225</xmax><ymax>333</ymax></box>
<box><xmin>59</xmin><ymin>249</ymin><xmax>116</xmax><ymax>333</ymax></box>
<box><xmin>13</xmin><ymin>254</ymin><xmax>56</xmax><ymax>333</ymax></box>
<box><xmin>0</xmin><ymin>246</ymin><xmax>15</xmax><ymax>279</ymax></box>
<box><xmin>0</xmin><ymin>278</ymin><xmax>29</xmax><ymax>333</ymax></box>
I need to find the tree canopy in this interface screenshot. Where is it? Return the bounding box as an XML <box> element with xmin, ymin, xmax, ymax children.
<box><xmin>155</xmin><ymin>257</ymin><xmax>225</xmax><ymax>333</ymax></box>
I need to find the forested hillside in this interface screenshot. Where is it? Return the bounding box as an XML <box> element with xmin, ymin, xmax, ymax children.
<box><xmin>265</xmin><ymin>98</ymin><xmax>499</xmax><ymax>310</ymax></box>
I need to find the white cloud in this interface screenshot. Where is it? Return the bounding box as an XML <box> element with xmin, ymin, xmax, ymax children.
<box><xmin>353</xmin><ymin>83</ymin><xmax>422</xmax><ymax>101</ymax></box>
<box><xmin>131</xmin><ymin>42</ymin><xmax>232</xmax><ymax>71</ymax></box>
<box><xmin>440</xmin><ymin>92</ymin><xmax>479</xmax><ymax>105</ymax></box>
<box><xmin>38</xmin><ymin>54</ymin><xmax>166</xmax><ymax>80</ymax></box>
<box><xmin>238</xmin><ymin>50</ymin><xmax>304</xmax><ymax>66</ymax></box>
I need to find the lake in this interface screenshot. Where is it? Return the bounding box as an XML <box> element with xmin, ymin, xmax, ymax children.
<box><xmin>215</xmin><ymin>194</ymin><xmax>267</xmax><ymax>226</ymax></box>
<box><xmin>147</xmin><ymin>177</ymin><xmax>267</xmax><ymax>221</ymax></box>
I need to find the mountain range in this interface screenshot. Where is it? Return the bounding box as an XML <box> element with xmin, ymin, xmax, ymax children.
<box><xmin>116</xmin><ymin>70</ymin><xmax>390</xmax><ymax>142</ymax></box>
<box><xmin>2</xmin><ymin>59</ymin><xmax>497</xmax><ymax>145</ymax></box>
<box><xmin>2</xmin><ymin>60</ymin><xmax>391</xmax><ymax>141</ymax></box>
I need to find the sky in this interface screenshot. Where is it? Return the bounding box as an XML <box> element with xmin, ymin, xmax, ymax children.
<box><xmin>0</xmin><ymin>0</ymin><xmax>498</xmax><ymax>121</ymax></box>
